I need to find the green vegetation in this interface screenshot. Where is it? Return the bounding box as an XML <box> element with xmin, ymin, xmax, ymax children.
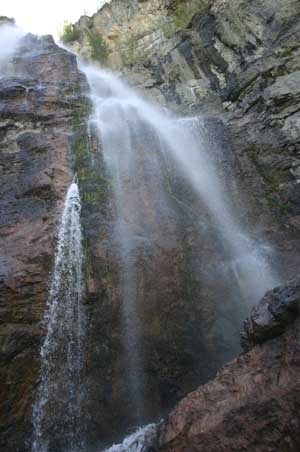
<box><xmin>268</xmin><ymin>196</ymin><xmax>292</xmax><ymax>214</ymax></box>
<box><xmin>60</xmin><ymin>22</ymin><xmax>81</xmax><ymax>44</ymax></box>
<box><xmin>0</xmin><ymin>16</ymin><xmax>14</xmax><ymax>26</ymax></box>
<box><xmin>162</xmin><ymin>0</ymin><xmax>207</xmax><ymax>36</ymax></box>
<box><xmin>71</xmin><ymin>94</ymin><xmax>111</xmax><ymax>212</ymax></box>
<box><xmin>161</xmin><ymin>21</ymin><xmax>175</xmax><ymax>39</ymax></box>
<box><xmin>172</xmin><ymin>1</ymin><xmax>203</xmax><ymax>30</ymax></box>
<box><xmin>60</xmin><ymin>23</ymin><xmax>109</xmax><ymax>64</ymax></box>
<box><xmin>161</xmin><ymin>1</ymin><xmax>207</xmax><ymax>38</ymax></box>
<box><xmin>86</xmin><ymin>30</ymin><xmax>109</xmax><ymax>63</ymax></box>
<box><xmin>250</xmin><ymin>153</ymin><xmax>292</xmax><ymax>215</ymax></box>
<box><xmin>277</xmin><ymin>47</ymin><xmax>293</xmax><ymax>58</ymax></box>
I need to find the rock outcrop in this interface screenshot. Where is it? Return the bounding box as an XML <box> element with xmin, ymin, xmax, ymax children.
<box><xmin>242</xmin><ymin>277</ymin><xmax>300</xmax><ymax>351</ymax></box>
<box><xmin>0</xmin><ymin>33</ymin><xmax>89</xmax><ymax>450</ymax></box>
<box><xmin>158</xmin><ymin>278</ymin><xmax>300</xmax><ymax>451</ymax></box>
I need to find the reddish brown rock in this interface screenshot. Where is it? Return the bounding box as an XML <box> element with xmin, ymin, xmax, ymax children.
<box><xmin>0</xmin><ymin>34</ymin><xmax>87</xmax><ymax>451</ymax></box>
<box><xmin>158</xmin><ymin>280</ymin><xmax>300</xmax><ymax>452</ymax></box>
<box><xmin>2</xmin><ymin>2</ymin><xmax>300</xmax><ymax>448</ymax></box>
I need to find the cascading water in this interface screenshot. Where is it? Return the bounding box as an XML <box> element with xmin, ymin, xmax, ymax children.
<box><xmin>104</xmin><ymin>424</ymin><xmax>158</xmax><ymax>452</ymax></box>
<box><xmin>0</xmin><ymin>21</ymin><xmax>281</xmax><ymax>450</ymax></box>
<box><xmin>81</xmin><ymin>63</ymin><xmax>279</xmax><ymax>430</ymax></box>
<box><xmin>171</xmin><ymin>117</ymin><xmax>279</xmax><ymax>304</ymax></box>
<box><xmin>0</xmin><ymin>24</ymin><xmax>25</xmax><ymax>76</ymax></box>
<box><xmin>32</xmin><ymin>181</ymin><xmax>86</xmax><ymax>452</ymax></box>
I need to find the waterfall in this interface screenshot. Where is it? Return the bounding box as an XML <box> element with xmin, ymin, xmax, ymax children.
<box><xmin>171</xmin><ymin>117</ymin><xmax>279</xmax><ymax>304</ymax></box>
<box><xmin>81</xmin><ymin>64</ymin><xmax>279</xmax><ymax>426</ymax></box>
<box><xmin>104</xmin><ymin>424</ymin><xmax>158</xmax><ymax>452</ymax></box>
<box><xmin>0</xmin><ymin>24</ymin><xmax>25</xmax><ymax>77</ymax></box>
<box><xmin>32</xmin><ymin>182</ymin><xmax>85</xmax><ymax>452</ymax></box>
<box><xmin>83</xmin><ymin>66</ymin><xmax>278</xmax><ymax>302</ymax></box>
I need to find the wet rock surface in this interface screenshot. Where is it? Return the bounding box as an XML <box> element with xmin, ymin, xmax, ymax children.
<box><xmin>0</xmin><ymin>31</ymin><xmax>250</xmax><ymax>451</ymax></box>
<box><xmin>158</xmin><ymin>279</ymin><xmax>300</xmax><ymax>452</ymax></box>
<box><xmin>2</xmin><ymin>0</ymin><xmax>300</xmax><ymax>450</ymax></box>
<box><xmin>71</xmin><ymin>0</ymin><xmax>300</xmax><ymax>276</ymax></box>
<box><xmin>241</xmin><ymin>277</ymin><xmax>300</xmax><ymax>351</ymax></box>
<box><xmin>69</xmin><ymin>1</ymin><xmax>300</xmax><ymax>449</ymax></box>
<box><xmin>0</xmin><ymin>34</ymin><xmax>88</xmax><ymax>450</ymax></box>
<box><xmin>0</xmin><ymin>30</ymin><xmax>250</xmax><ymax>451</ymax></box>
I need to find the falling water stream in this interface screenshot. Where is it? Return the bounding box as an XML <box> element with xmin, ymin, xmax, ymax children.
<box><xmin>32</xmin><ymin>182</ymin><xmax>85</xmax><ymax>452</ymax></box>
<box><xmin>104</xmin><ymin>424</ymin><xmax>158</xmax><ymax>452</ymax></box>
<box><xmin>0</xmin><ymin>24</ymin><xmax>25</xmax><ymax>76</ymax></box>
<box><xmin>81</xmin><ymin>64</ymin><xmax>279</xmax><ymax>439</ymax></box>
<box><xmin>0</xmin><ymin>22</ymin><xmax>280</xmax><ymax>450</ymax></box>
<box><xmin>84</xmin><ymin>66</ymin><xmax>278</xmax><ymax>302</ymax></box>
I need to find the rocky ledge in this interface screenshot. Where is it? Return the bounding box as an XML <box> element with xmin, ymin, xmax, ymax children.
<box><xmin>158</xmin><ymin>278</ymin><xmax>300</xmax><ymax>451</ymax></box>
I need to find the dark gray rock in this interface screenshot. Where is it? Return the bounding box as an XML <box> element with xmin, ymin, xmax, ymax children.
<box><xmin>241</xmin><ymin>278</ymin><xmax>300</xmax><ymax>351</ymax></box>
<box><xmin>159</xmin><ymin>287</ymin><xmax>300</xmax><ymax>452</ymax></box>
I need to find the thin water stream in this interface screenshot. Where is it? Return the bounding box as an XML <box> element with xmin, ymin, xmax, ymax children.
<box><xmin>32</xmin><ymin>182</ymin><xmax>85</xmax><ymax>452</ymax></box>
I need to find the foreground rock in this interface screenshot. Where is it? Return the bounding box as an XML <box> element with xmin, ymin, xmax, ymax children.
<box><xmin>158</xmin><ymin>279</ymin><xmax>300</xmax><ymax>451</ymax></box>
<box><xmin>242</xmin><ymin>277</ymin><xmax>300</xmax><ymax>351</ymax></box>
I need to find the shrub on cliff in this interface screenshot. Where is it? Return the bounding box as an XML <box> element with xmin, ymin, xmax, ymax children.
<box><xmin>60</xmin><ymin>22</ymin><xmax>81</xmax><ymax>44</ymax></box>
<box><xmin>87</xmin><ymin>30</ymin><xmax>108</xmax><ymax>63</ymax></box>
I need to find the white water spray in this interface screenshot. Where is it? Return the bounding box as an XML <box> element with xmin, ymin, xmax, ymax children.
<box><xmin>32</xmin><ymin>181</ymin><xmax>85</xmax><ymax>452</ymax></box>
<box><xmin>80</xmin><ymin>62</ymin><xmax>279</xmax><ymax>431</ymax></box>
<box><xmin>104</xmin><ymin>424</ymin><xmax>158</xmax><ymax>452</ymax></box>
<box><xmin>83</xmin><ymin>65</ymin><xmax>278</xmax><ymax>305</ymax></box>
<box><xmin>0</xmin><ymin>24</ymin><xmax>25</xmax><ymax>77</ymax></box>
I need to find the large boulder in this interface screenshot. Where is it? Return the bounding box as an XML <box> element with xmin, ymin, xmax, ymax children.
<box><xmin>242</xmin><ymin>277</ymin><xmax>300</xmax><ymax>351</ymax></box>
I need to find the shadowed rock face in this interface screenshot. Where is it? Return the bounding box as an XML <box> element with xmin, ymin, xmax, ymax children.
<box><xmin>0</xmin><ymin>34</ymin><xmax>88</xmax><ymax>451</ymax></box>
<box><xmin>80</xmin><ymin>111</ymin><xmax>250</xmax><ymax>450</ymax></box>
<box><xmin>158</xmin><ymin>278</ymin><xmax>300</xmax><ymax>452</ymax></box>
<box><xmin>242</xmin><ymin>277</ymin><xmax>300</xmax><ymax>351</ymax></box>
<box><xmin>2</xmin><ymin>1</ymin><xmax>300</xmax><ymax>450</ymax></box>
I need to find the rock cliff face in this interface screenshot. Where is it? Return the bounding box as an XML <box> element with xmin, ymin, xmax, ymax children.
<box><xmin>0</xmin><ymin>28</ymin><xmax>251</xmax><ymax>451</ymax></box>
<box><xmin>1</xmin><ymin>0</ymin><xmax>300</xmax><ymax>450</ymax></box>
<box><xmin>68</xmin><ymin>0</ymin><xmax>300</xmax><ymax>448</ymax></box>
<box><xmin>70</xmin><ymin>0</ymin><xmax>300</xmax><ymax>251</ymax></box>
<box><xmin>0</xmin><ymin>33</ymin><xmax>89</xmax><ymax>450</ymax></box>
<box><xmin>158</xmin><ymin>278</ymin><xmax>300</xmax><ymax>451</ymax></box>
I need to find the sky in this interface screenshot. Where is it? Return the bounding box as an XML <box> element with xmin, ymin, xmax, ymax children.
<box><xmin>0</xmin><ymin>0</ymin><xmax>107</xmax><ymax>38</ymax></box>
